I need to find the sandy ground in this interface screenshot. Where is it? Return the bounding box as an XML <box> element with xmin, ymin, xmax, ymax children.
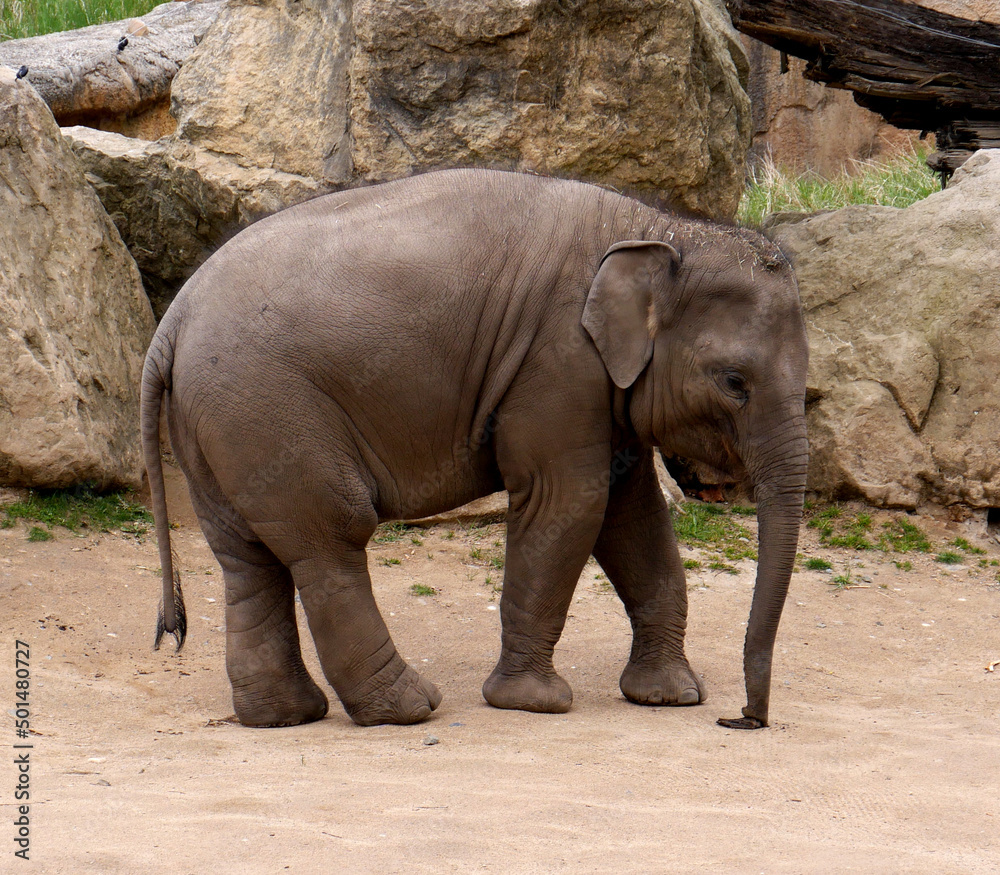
<box><xmin>2</xmin><ymin>463</ymin><xmax>999</xmax><ymax>874</ymax></box>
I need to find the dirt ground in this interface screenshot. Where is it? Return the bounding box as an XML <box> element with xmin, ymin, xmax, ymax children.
<box><xmin>2</xmin><ymin>463</ymin><xmax>998</xmax><ymax>874</ymax></box>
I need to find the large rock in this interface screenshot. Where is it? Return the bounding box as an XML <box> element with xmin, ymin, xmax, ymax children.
<box><xmin>68</xmin><ymin>0</ymin><xmax>752</xmax><ymax>310</ymax></box>
<box><xmin>169</xmin><ymin>0</ymin><xmax>352</xmax><ymax>183</ymax></box>
<box><xmin>64</xmin><ymin>127</ymin><xmax>325</xmax><ymax>317</ymax></box>
<box><xmin>770</xmin><ymin>149</ymin><xmax>1000</xmax><ymax>508</ymax></box>
<box><xmin>0</xmin><ymin>0</ymin><xmax>222</xmax><ymax>139</ymax></box>
<box><xmin>349</xmin><ymin>0</ymin><xmax>750</xmax><ymax>217</ymax></box>
<box><xmin>0</xmin><ymin>70</ymin><xmax>155</xmax><ymax>490</ymax></box>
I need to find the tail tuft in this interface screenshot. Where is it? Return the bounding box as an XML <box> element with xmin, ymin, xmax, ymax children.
<box><xmin>154</xmin><ymin>570</ymin><xmax>187</xmax><ymax>652</ymax></box>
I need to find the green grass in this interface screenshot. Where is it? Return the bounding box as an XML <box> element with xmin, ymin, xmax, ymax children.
<box><xmin>1</xmin><ymin>487</ymin><xmax>151</xmax><ymax>539</ymax></box>
<box><xmin>950</xmin><ymin>537</ymin><xmax>985</xmax><ymax>555</ymax></box>
<box><xmin>738</xmin><ymin>149</ymin><xmax>939</xmax><ymax>228</ymax></box>
<box><xmin>808</xmin><ymin>506</ymin><xmax>874</xmax><ymax>550</ymax></box>
<box><xmin>804</xmin><ymin>557</ymin><xmax>832</xmax><ymax>571</ymax></box>
<box><xmin>935</xmin><ymin>551</ymin><xmax>963</xmax><ymax>565</ymax></box>
<box><xmin>371</xmin><ymin>522</ymin><xmax>414</xmax><ymax>544</ymax></box>
<box><xmin>409</xmin><ymin>583</ymin><xmax>437</xmax><ymax>596</ymax></box>
<box><xmin>878</xmin><ymin>518</ymin><xmax>931</xmax><ymax>554</ymax></box>
<box><xmin>708</xmin><ymin>560</ymin><xmax>739</xmax><ymax>575</ymax></box>
<box><xmin>1</xmin><ymin>0</ymin><xmax>162</xmax><ymax>40</ymax></box>
<box><xmin>830</xmin><ymin>573</ymin><xmax>855</xmax><ymax>590</ymax></box>
<box><xmin>672</xmin><ymin>503</ymin><xmax>756</xmax><ymax>567</ymax></box>
<box><xmin>807</xmin><ymin>505</ymin><xmax>934</xmax><ymax>557</ymax></box>
<box><xmin>466</xmin><ymin>531</ymin><xmax>505</xmax><ymax>573</ymax></box>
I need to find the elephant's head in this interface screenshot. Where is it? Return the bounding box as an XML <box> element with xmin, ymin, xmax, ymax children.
<box><xmin>582</xmin><ymin>229</ymin><xmax>809</xmax><ymax>729</ymax></box>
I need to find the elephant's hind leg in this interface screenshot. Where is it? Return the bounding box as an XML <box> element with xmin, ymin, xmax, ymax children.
<box><xmin>275</xmin><ymin>481</ymin><xmax>441</xmax><ymax>727</ymax></box>
<box><xmin>593</xmin><ymin>446</ymin><xmax>704</xmax><ymax>707</ymax></box>
<box><xmin>291</xmin><ymin>547</ymin><xmax>442</xmax><ymax>726</ymax></box>
<box><xmin>190</xmin><ymin>491</ymin><xmax>329</xmax><ymax>727</ymax></box>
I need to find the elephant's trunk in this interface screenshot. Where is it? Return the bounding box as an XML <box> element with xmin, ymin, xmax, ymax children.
<box><xmin>719</xmin><ymin>424</ymin><xmax>808</xmax><ymax>730</ymax></box>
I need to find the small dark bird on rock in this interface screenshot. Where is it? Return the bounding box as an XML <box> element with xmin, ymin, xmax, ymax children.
<box><xmin>15</xmin><ymin>65</ymin><xmax>28</xmax><ymax>80</ymax></box>
<box><xmin>117</xmin><ymin>36</ymin><xmax>128</xmax><ymax>52</ymax></box>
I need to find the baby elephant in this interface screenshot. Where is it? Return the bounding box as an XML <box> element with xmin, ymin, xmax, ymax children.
<box><xmin>144</xmin><ymin>169</ymin><xmax>808</xmax><ymax>731</ymax></box>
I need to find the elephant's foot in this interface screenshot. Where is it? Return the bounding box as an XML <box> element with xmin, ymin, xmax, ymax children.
<box><xmin>482</xmin><ymin>664</ymin><xmax>573</xmax><ymax>713</ymax></box>
<box><xmin>232</xmin><ymin>670</ymin><xmax>329</xmax><ymax>728</ymax></box>
<box><xmin>716</xmin><ymin>715</ymin><xmax>766</xmax><ymax>730</ymax></box>
<box><xmin>619</xmin><ymin>659</ymin><xmax>704</xmax><ymax>706</ymax></box>
<box><xmin>345</xmin><ymin>664</ymin><xmax>442</xmax><ymax>727</ymax></box>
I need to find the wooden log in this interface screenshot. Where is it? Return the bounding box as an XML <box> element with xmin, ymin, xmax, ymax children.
<box><xmin>0</xmin><ymin>0</ymin><xmax>222</xmax><ymax>138</ymax></box>
<box><xmin>726</xmin><ymin>0</ymin><xmax>1000</xmax><ymax>127</ymax></box>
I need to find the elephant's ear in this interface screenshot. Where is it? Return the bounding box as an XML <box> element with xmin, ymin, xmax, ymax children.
<box><xmin>582</xmin><ymin>240</ymin><xmax>680</xmax><ymax>389</ymax></box>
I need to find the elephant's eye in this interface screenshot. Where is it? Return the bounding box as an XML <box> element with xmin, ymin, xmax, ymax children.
<box><xmin>719</xmin><ymin>370</ymin><xmax>749</xmax><ymax>405</ymax></box>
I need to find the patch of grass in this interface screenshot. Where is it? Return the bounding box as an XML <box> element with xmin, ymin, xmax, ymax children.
<box><xmin>828</xmin><ymin>561</ymin><xmax>863</xmax><ymax>590</ymax></box>
<box><xmin>371</xmin><ymin>522</ymin><xmax>413</xmax><ymax>544</ymax></box>
<box><xmin>738</xmin><ymin>149</ymin><xmax>939</xmax><ymax>227</ymax></box>
<box><xmin>673</xmin><ymin>503</ymin><xmax>747</xmax><ymax>546</ymax></box>
<box><xmin>935</xmin><ymin>551</ymin><xmax>963</xmax><ymax>565</ymax></box>
<box><xmin>1</xmin><ymin>487</ymin><xmax>151</xmax><ymax>538</ymax></box>
<box><xmin>951</xmin><ymin>537</ymin><xmax>985</xmax><ymax>555</ymax></box>
<box><xmin>708</xmin><ymin>560</ymin><xmax>739</xmax><ymax>575</ymax></box>
<box><xmin>673</xmin><ymin>503</ymin><xmax>756</xmax><ymax>570</ymax></box>
<box><xmin>824</xmin><ymin>511</ymin><xmax>873</xmax><ymax>550</ymax></box>
<box><xmin>804</xmin><ymin>557</ymin><xmax>832</xmax><ymax>571</ymax></box>
<box><xmin>1</xmin><ymin>0</ymin><xmax>162</xmax><ymax>40</ymax></box>
<box><xmin>682</xmin><ymin>558</ymin><xmax>701</xmax><ymax>570</ymax></box>
<box><xmin>378</xmin><ymin>557</ymin><xmax>401</xmax><ymax>567</ymax></box>
<box><xmin>806</xmin><ymin>505</ymin><xmax>842</xmax><ymax>541</ymax></box>
<box><xmin>895</xmin><ymin>560</ymin><xmax>913</xmax><ymax>572</ymax></box>
<box><xmin>730</xmin><ymin>505</ymin><xmax>756</xmax><ymax>516</ymax></box>
<box><xmin>830</xmin><ymin>573</ymin><xmax>854</xmax><ymax>589</ymax></box>
<box><xmin>409</xmin><ymin>583</ymin><xmax>436</xmax><ymax>596</ymax></box>
<box><xmin>722</xmin><ymin>542</ymin><xmax>757</xmax><ymax>562</ymax></box>
<box><xmin>27</xmin><ymin>526</ymin><xmax>53</xmax><ymax>542</ymax></box>
<box><xmin>466</xmin><ymin>531</ymin><xmax>505</xmax><ymax>573</ymax></box>
<box><xmin>808</xmin><ymin>506</ymin><xmax>935</xmax><ymax>556</ymax></box>
<box><xmin>877</xmin><ymin>518</ymin><xmax>931</xmax><ymax>553</ymax></box>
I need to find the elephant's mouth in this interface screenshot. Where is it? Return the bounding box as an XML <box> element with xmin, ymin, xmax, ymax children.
<box><xmin>659</xmin><ymin>451</ymin><xmax>751</xmax><ymax>500</ymax></box>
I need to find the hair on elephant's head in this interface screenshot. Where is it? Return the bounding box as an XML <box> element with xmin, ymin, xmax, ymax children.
<box><xmin>583</xmin><ymin>227</ymin><xmax>809</xmax><ymax>729</ymax></box>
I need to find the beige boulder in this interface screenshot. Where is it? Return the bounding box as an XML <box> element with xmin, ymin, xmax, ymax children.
<box><xmin>68</xmin><ymin>0</ymin><xmax>751</xmax><ymax>309</ymax></box>
<box><xmin>0</xmin><ymin>72</ymin><xmax>155</xmax><ymax>489</ymax></box>
<box><xmin>350</xmin><ymin>0</ymin><xmax>750</xmax><ymax>218</ymax></box>
<box><xmin>770</xmin><ymin>149</ymin><xmax>1000</xmax><ymax>508</ymax></box>
<box><xmin>64</xmin><ymin>127</ymin><xmax>325</xmax><ymax>317</ymax></box>
<box><xmin>169</xmin><ymin>0</ymin><xmax>352</xmax><ymax>183</ymax></box>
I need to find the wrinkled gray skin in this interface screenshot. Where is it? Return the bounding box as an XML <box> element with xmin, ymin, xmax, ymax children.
<box><xmin>143</xmin><ymin>169</ymin><xmax>808</xmax><ymax>731</ymax></box>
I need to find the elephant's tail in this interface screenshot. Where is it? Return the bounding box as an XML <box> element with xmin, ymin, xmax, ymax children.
<box><xmin>141</xmin><ymin>329</ymin><xmax>187</xmax><ymax>652</ymax></box>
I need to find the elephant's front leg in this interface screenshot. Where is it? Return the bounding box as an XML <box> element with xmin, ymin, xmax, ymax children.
<box><xmin>484</xmin><ymin>444</ymin><xmax>610</xmax><ymax>713</ymax></box>
<box><xmin>593</xmin><ymin>446</ymin><xmax>704</xmax><ymax>707</ymax></box>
